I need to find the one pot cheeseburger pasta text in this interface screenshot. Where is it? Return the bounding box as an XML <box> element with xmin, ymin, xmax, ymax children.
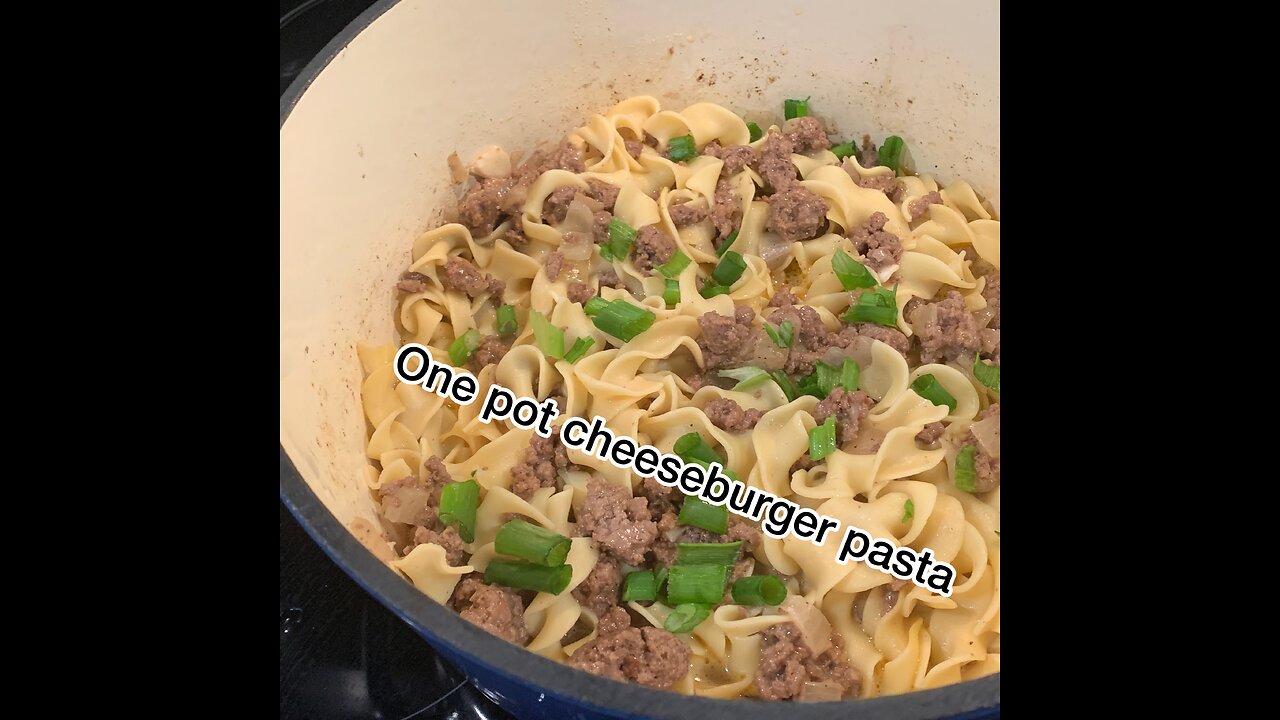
<box><xmin>358</xmin><ymin>97</ymin><xmax>1000</xmax><ymax>701</ymax></box>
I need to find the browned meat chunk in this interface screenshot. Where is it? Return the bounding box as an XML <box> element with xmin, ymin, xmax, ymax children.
<box><xmin>452</xmin><ymin>576</ymin><xmax>530</xmax><ymax>645</ymax></box>
<box><xmin>587</xmin><ymin>180</ymin><xmax>620</xmax><ymax>211</ymax></box>
<box><xmin>457</xmin><ymin>176</ymin><xmax>518</xmax><ymax>237</ymax></box>
<box><xmin>859</xmin><ymin>135</ymin><xmax>878</xmax><ymax>168</ymax></box>
<box><xmin>767</xmin><ymin>303</ymin><xmax>832</xmax><ymax>376</ymax></box>
<box><xmin>964</xmin><ymin>403</ymin><xmax>1000</xmax><ymax>491</ymax></box>
<box><xmin>412</xmin><ymin>525</ymin><xmax>467</xmax><ymax>566</ymax></box>
<box><xmin>755</xmin><ymin>623</ymin><xmax>860</xmax><ymax>701</ymax></box>
<box><xmin>703</xmin><ymin>140</ymin><xmax>756</xmax><ymax>174</ymax></box>
<box><xmin>849</xmin><ymin>212</ymin><xmax>902</xmax><ymax>272</ymax></box>
<box><xmin>504</xmin><ymin>221</ymin><xmax>528</xmax><ymax>252</ymax></box>
<box><xmin>811</xmin><ymin>387</ymin><xmax>875</xmax><ymax>445</ymax></box>
<box><xmin>511</xmin><ymin>431</ymin><xmax>572</xmax><ymax>500</ymax></box>
<box><xmin>654</xmin><ymin>513</ymin><xmax>761</xmax><ymax>567</ymax></box>
<box><xmin>783</xmin><ymin>116</ymin><xmax>831</xmax><ymax>154</ymax></box>
<box><xmin>599</xmin><ymin>268</ymin><xmax>624</xmax><ymax>289</ymax></box>
<box><xmin>982</xmin><ymin>272</ymin><xmax>1000</xmax><ymax>330</ymax></box>
<box><xmin>624</xmin><ymin>139</ymin><xmax>644</xmax><ymax>160</ymax></box>
<box><xmin>441</xmin><ymin>256</ymin><xmax>504</xmax><ymax>300</ymax></box>
<box><xmin>855</xmin><ymin>173</ymin><xmax>902</xmax><ymax>201</ymax></box>
<box><xmin>468</xmin><ymin>335</ymin><xmax>509</xmax><ymax>372</ymax></box>
<box><xmin>380</xmin><ymin>455</ymin><xmax>452</xmax><ymax>529</ymax></box>
<box><xmin>909</xmin><ymin>191</ymin><xmax>943</xmax><ymax>218</ymax></box>
<box><xmin>835</xmin><ymin>322</ymin><xmax>910</xmax><ymax>355</ymax></box>
<box><xmin>769</xmin><ymin>289</ymin><xmax>800</xmax><ymax>307</ymax></box>
<box><xmin>568</xmin><ymin>626</ymin><xmax>690</xmax><ymax>688</ymax></box>
<box><xmin>567</xmin><ymin>281</ymin><xmax>596</xmax><ymax>305</ymax></box>
<box><xmin>754</xmin><ymin>131</ymin><xmax>798</xmax><ymax>192</ymax></box>
<box><xmin>542</xmin><ymin>185</ymin><xmax>578</xmax><ymax>225</ymax></box>
<box><xmin>712</xmin><ymin>177</ymin><xmax>740</xmax><ymax>241</ymax></box>
<box><xmin>572</xmin><ymin>555</ymin><xmax>622</xmax><ymax>617</ymax></box>
<box><xmin>592</xmin><ymin>209</ymin><xmax>613</xmax><ymax>245</ymax></box>
<box><xmin>576</xmin><ymin>478</ymin><xmax>658</xmax><ymax>565</ymax></box>
<box><xmin>639</xmin><ymin>477</ymin><xmax>681</xmax><ymax>521</ymax></box>
<box><xmin>914</xmin><ymin>421</ymin><xmax>945</xmax><ymax>447</ymax></box>
<box><xmin>668</xmin><ymin>201</ymin><xmax>708</xmax><ymax>227</ymax></box>
<box><xmin>704</xmin><ymin>397</ymin><xmax>764</xmax><ymax>432</ymax></box>
<box><xmin>910</xmin><ymin>291</ymin><xmax>981</xmax><ymax>364</ymax></box>
<box><xmin>631</xmin><ymin>225</ymin><xmax>676</xmax><ymax>275</ymax></box>
<box><xmin>768</xmin><ymin>185</ymin><xmax>829</xmax><ymax>243</ymax></box>
<box><xmin>596</xmin><ymin>606</ymin><xmax>632</xmax><ymax>636</ymax></box>
<box><xmin>696</xmin><ymin>306</ymin><xmax>756</xmax><ymax>370</ymax></box>
<box><xmin>397</xmin><ymin>271</ymin><xmax>430</xmax><ymax>293</ymax></box>
<box><xmin>545</xmin><ymin>251</ymin><xmax>565</xmax><ymax>281</ymax></box>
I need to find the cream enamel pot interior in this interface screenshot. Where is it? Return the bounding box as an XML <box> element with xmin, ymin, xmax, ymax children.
<box><xmin>279</xmin><ymin>1</ymin><xmax>999</xmax><ymax>717</ymax></box>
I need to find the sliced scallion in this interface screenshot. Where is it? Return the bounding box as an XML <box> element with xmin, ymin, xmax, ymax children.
<box><xmin>448</xmin><ymin>329</ymin><xmax>481</xmax><ymax>366</ymax></box>
<box><xmin>710</xmin><ymin>251</ymin><xmax>747</xmax><ymax>287</ymax></box>
<box><xmin>676</xmin><ymin>542</ymin><xmax>742</xmax><ymax>566</ymax></box>
<box><xmin>808</xmin><ymin>417</ymin><xmax>837</xmax><ymax>461</ymax></box>
<box><xmin>784</xmin><ymin>97</ymin><xmax>810</xmax><ymax>120</ymax></box>
<box><xmin>663</xmin><ymin>278</ymin><xmax>681</xmax><ymax>307</ymax></box>
<box><xmin>730</xmin><ymin>576</ymin><xmax>787</xmax><ymax>606</ymax></box>
<box><xmin>677</xmin><ymin>496</ymin><xmax>729</xmax><ymax>535</ymax></box>
<box><xmin>667</xmin><ymin>134</ymin><xmax>697</xmax><ymax>162</ymax></box>
<box><xmin>438</xmin><ymin>479</ymin><xmax>479</xmax><ymax>543</ymax></box>
<box><xmin>657</xmin><ymin>250</ymin><xmax>691</xmax><ymax>278</ymax></box>
<box><xmin>829</xmin><ymin>142</ymin><xmax>857</xmax><ymax>160</ymax></box>
<box><xmin>717</xmin><ymin>229</ymin><xmax>739</xmax><ymax>257</ymax></box>
<box><xmin>602</xmin><ymin>218</ymin><xmax>637</xmax><ymax>261</ymax></box>
<box><xmin>831</xmin><ymin>249</ymin><xmax>878</xmax><ymax>290</ymax></box>
<box><xmin>563</xmin><ymin>336</ymin><xmax>594</xmax><ymax>363</ymax></box>
<box><xmin>588</xmin><ymin>299</ymin><xmax>656</xmax><ymax>342</ymax></box>
<box><xmin>974</xmin><ymin>357</ymin><xmax>1000</xmax><ymax>393</ymax></box>
<box><xmin>954</xmin><ymin>444</ymin><xmax>977</xmax><ymax>492</ymax></box>
<box><xmin>621</xmin><ymin>570</ymin><xmax>658</xmax><ymax>602</ymax></box>
<box><xmin>718</xmin><ymin>366</ymin><xmax>771</xmax><ymax>391</ymax></box>
<box><xmin>747</xmin><ymin>122</ymin><xmax>763</xmax><ymax>143</ymax></box>
<box><xmin>484</xmin><ymin>559</ymin><xmax>572</xmax><ymax>594</ymax></box>
<box><xmin>911</xmin><ymin>374</ymin><xmax>957</xmax><ymax>413</ymax></box>
<box><xmin>764</xmin><ymin>320</ymin><xmax>793</xmax><ymax>349</ymax></box>
<box><xmin>665</xmin><ymin>564</ymin><xmax>730</xmax><ymax>605</ymax></box>
<box><xmin>494</xmin><ymin>519</ymin><xmax>572</xmax><ymax>567</ymax></box>
<box><xmin>771</xmin><ymin>370</ymin><xmax>799</xmax><ymax>402</ymax></box>
<box><xmin>839</xmin><ymin>359</ymin><xmax>860</xmax><ymax>392</ymax></box>
<box><xmin>664</xmin><ymin>603</ymin><xmax>713</xmax><ymax>633</ymax></box>
<box><xmin>879</xmin><ymin>136</ymin><xmax>905</xmax><ymax>174</ymax></box>
<box><xmin>496</xmin><ymin>304</ymin><xmax>518</xmax><ymax>338</ymax></box>
<box><xmin>529</xmin><ymin>310</ymin><xmax>564</xmax><ymax>358</ymax></box>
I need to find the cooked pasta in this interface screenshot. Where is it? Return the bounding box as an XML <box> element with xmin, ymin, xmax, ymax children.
<box><xmin>359</xmin><ymin>97</ymin><xmax>1000</xmax><ymax>701</ymax></box>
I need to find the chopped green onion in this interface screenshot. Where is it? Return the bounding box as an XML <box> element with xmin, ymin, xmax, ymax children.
<box><xmin>831</xmin><ymin>249</ymin><xmax>878</xmax><ymax>290</ymax></box>
<box><xmin>710</xmin><ymin>251</ymin><xmax>747</xmax><ymax>287</ymax></box>
<box><xmin>796</xmin><ymin>361</ymin><xmax>839</xmax><ymax>399</ymax></box>
<box><xmin>563</xmin><ymin>336</ymin><xmax>594</xmax><ymax>363</ymax></box>
<box><xmin>678</xmin><ymin>496</ymin><xmax>729</xmax><ymax>535</ymax></box>
<box><xmin>730</xmin><ymin>576</ymin><xmax>788</xmax><ymax>606</ymax></box>
<box><xmin>664</xmin><ymin>603</ymin><xmax>713</xmax><ymax>633</ymax></box>
<box><xmin>588</xmin><ymin>299</ymin><xmax>656</xmax><ymax>342</ymax></box>
<box><xmin>485</xmin><ymin>559</ymin><xmax>572</xmax><ymax>594</ymax></box>
<box><xmin>973</xmin><ymin>357</ymin><xmax>1000</xmax><ymax>393</ymax></box>
<box><xmin>438</xmin><ymin>479</ymin><xmax>480</xmax><ymax>543</ymax></box>
<box><xmin>602</xmin><ymin>218</ymin><xmax>637</xmax><ymax>261</ymax></box>
<box><xmin>673</xmin><ymin>433</ymin><xmax>724</xmax><ymax>467</ymax></box>
<box><xmin>717</xmin><ymin>229</ymin><xmax>739</xmax><ymax>257</ymax></box>
<box><xmin>529</xmin><ymin>310</ymin><xmax>564</xmax><ymax>358</ymax></box>
<box><xmin>839</xmin><ymin>359</ymin><xmax>860</xmax><ymax>392</ymax></box>
<box><xmin>829</xmin><ymin>142</ymin><xmax>857</xmax><ymax>160</ymax></box>
<box><xmin>879</xmin><ymin>136</ymin><xmax>905</xmax><ymax>174</ymax></box>
<box><xmin>784</xmin><ymin>97</ymin><xmax>811</xmax><ymax>120</ymax></box>
<box><xmin>496</xmin><ymin>304</ymin><xmax>518</xmax><ymax>337</ymax></box>
<box><xmin>770</xmin><ymin>370</ymin><xmax>799</xmax><ymax>402</ymax></box>
<box><xmin>448</xmin><ymin>329</ymin><xmax>481</xmax><ymax>366</ymax></box>
<box><xmin>809</xmin><ymin>417</ymin><xmax>837</xmax><ymax>461</ymax></box>
<box><xmin>667</xmin><ymin>134</ymin><xmax>697</xmax><ymax>162</ymax></box>
<box><xmin>747</xmin><ymin>122</ymin><xmax>763</xmax><ymax>143</ymax></box>
<box><xmin>718</xmin><ymin>366</ymin><xmax>771</xmax><ymax>391</ymax></box>
<box><xmin>954</xmin><ymin>444</ymin><xmax>977</xmax><ymax>492</ymax></box>
<box><xmin>666</xmin><ymin>564</ymin><xmax>730</xmax><ymax>605</ymax></box>
<box><xmin>911</xmin><ymin>374</ymin><xmax>957</xmax><ymax>413</ymax></box>
<box><xmin>902</xmin><ymin>499</ymin><xmax>915</xmax><ymax>523</ymax></box>
<box><xmin>654</xmin><ymin>565</ymin><xmax>670</xmax><ymax>599</ymax></box>
<box><xmin>764</xmin><ymin>320</ymin><xmax>793</xmax><ymax>349</ymax></box>
<box><xmin>621</xmin><ymin>570</ymin><xmax>658</xmax><ymax>602</ymax></box>
<box><xmin>583</xmin><ymin>296</ymin><xmax>609</xmax><ymax>316</ymax></box>
<box><xmin>700</xmin><ymin>282</ymin><xmax>731</xmax><ymax>299</ymax></box>
<box><xmin>677</xmin><ymin>542</ymin><xmax>742</xmax><ymax>566</ymax></box>
<box><xmin>663</xmin><ymin>279</ymin><xmax>681</xmax><ymax>307</ymax></box>
<box><xmin>841</xmin><ymin>286</ymin><xmax>899</xmax><ymax>328</ymax></box>
<box><xmin>657</xmin><ymin>250</ymin><xmax>691</xmax><ymax>278</ymax></box>
<box><xmin>494</xmin><ymin>519</ymin><xmax>572</xmax><ymax>567</ymax></box>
